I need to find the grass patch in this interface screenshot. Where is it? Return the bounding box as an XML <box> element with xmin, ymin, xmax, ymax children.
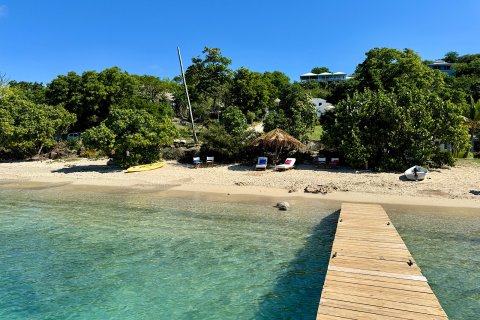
<box><xmin>307</xmin><ymin>125</ymin><xmax>323</xmax><ymax>141</ymax></box>
<box><xmin>456</xmin><ymin>158</ymin><xmax>480</xmax><ymax>166</ymax></box>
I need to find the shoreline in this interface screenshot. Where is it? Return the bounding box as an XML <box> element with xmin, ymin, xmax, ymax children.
<box><xmin>1</xmin><ymin>158</ymin><xmax>480</xmax><ymax>210</ymax></box>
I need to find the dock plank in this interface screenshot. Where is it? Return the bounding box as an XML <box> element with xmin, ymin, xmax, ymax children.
<box><xmin>316</xmin><ymin>203</ymin><xmax>448</xmax><ymax>319</ymax></box>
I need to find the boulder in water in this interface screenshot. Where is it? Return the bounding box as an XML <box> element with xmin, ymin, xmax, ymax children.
<box><xmin>275</xmin><ymin>201</ymin><xmax>290</xmax><ymax>211</ymax></box>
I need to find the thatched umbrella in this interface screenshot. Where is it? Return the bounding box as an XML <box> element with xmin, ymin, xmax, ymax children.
<box><xmin>252</xmin><ymin>128</ymin><xmax>306</xmax><ymax>164</ymax></box>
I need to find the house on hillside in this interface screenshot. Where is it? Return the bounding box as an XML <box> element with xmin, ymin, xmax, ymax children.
<box><xmin>311</xmin><ymin>98</ymin><xmax>334</xmax><ymax>116</ymax></box>
<box><xmin>427</xmin><ymin>60</ymin><xmax>454</xmax><ymax>76</ymax></box>
<box><xmin>300</xmin><ymin>72</ymin><xmax>351</xmax><ymax>82</ymax></box>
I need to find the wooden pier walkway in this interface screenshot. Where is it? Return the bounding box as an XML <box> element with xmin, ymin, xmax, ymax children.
<box><xmin>316</xmin><ymin>203</ymin><xmax>448</xmax><ymax>319</ymax></box>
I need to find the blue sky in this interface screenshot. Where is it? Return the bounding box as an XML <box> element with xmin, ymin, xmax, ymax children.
<box><xmin>1</xmin><ymin>0</ymin><xmax>479</xmax><ymax>84</ymax></box>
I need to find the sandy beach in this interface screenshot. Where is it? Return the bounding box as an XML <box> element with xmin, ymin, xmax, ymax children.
<box><xmin>1</xmin><ymin>158</ymin><xmax>480</xmax><ymax>208</ymax></box>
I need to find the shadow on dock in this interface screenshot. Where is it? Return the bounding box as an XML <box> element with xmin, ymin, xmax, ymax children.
<box><xmin>254</xmin><ymin>210</ymin><xmax>339</xmax><ymax>319</ymax></box>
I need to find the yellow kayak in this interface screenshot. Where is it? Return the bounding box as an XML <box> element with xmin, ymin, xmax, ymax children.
<box><xmin>126</xmin><ymin>161</ymin><xmax>165</xmax><ymax>173</ymax></box>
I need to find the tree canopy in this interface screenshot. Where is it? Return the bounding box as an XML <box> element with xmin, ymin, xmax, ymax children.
<box><xmin>82</xmin><ymin>107</ymin><xmax>177</xmax><ymax>168</ymax></box>
<box><xmin>311</xmin><ymin>66</ymin><xmax>330</xmax><ymax>74</ymax></box>
<box><xmin>184</xmin><ymin>47</ymin><xmax>233</xmax><ymax>118</ymax></box>
<box><xmin>322</xmin><ymin>47</ymin><xmax>470</xmax><ymax>169</ymax></box>
<box><xmin>3</xmin><ymin>45</ymin><xmax>480</xmax><ymax>167</ymax></box>
<box><xmin>264</xmin><ymin>83</ymin><xmax>317</xmax><ymax>141</ymax></box>
<box><xmin>229</xmin><ymin>67</ymin><xmax>276</xmax><ymax>120</ymax></box>
<box><xmin>45</xmin><ymin>67</ymin><xmax>137</xmax><ymax>131</ymax></box>
<box><xmin>0</xmin><ymin>88</ymin><xmax>76</xmax><ymax>158</ymax></box>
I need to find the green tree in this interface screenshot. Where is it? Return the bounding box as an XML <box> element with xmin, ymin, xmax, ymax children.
<box><xmin>463</xmin><ymin>96</ymin><xmax>480</xmax><ymax>152</ymax></box>
<box><xmin>82</xmin><ymin>107</ymin><xmax>177</xmax><ymax>168</ymax></box>
<box><xmin>264</xmin><ymin>71</ymin><xmax>291</xmax><ymax>100</ymax></box>
<box><xmin>311</xmin><ymin>66</ymin><xmax>330</xmax><ymax>74</ymax></box>
<box><xmin>185</xmin><ymin>47</ymin><xmax>233</xmax><ymax>119</ymax></box>
<box><xmin>46</xmin><ymin>67</ymin><xmax>137</xmax><ymax>131</ymax></box>
<box><xmin>444</xmin><ymin>51</ymin><xmax>459</xmax><ymax>63</ymax></box>
<box><xmin>322</xmin><ymin>89</ymin><xmax>469</xmax><ymax>170</ymax></box>
<box><xmin>199</xmin><ymin>122</ymin><xmax>254</xmax><ymax>163</ymax></box>
<box><xmin>8</xmin><ymin>80</ymin><xmax>46</xmax><ymax>104</ymax></box>
<box><xmin>355</xmin><ymin>48</ymin><xmax>446</xmax><ymax>94</ymax></box>
<box><xmin>327</xmin><ymin>78</ymin><xmax>359</xmax><ymax>104</ymax></box>
<box><xmin>264</xmin><ymin>84</ymin><xmax>317</xmax><ymax>140</ymax></box>
<box><xmin>220</xmin><ymin>106</ymin><xmax>247</xmax><ymax>135</ymax></box>
<box><xmin>229</xmin><ymin>67</ymin><xmax>276</xmax><ymax>119</ymax></box>
<box><xmin>133</xmin><ymin>75</ymin><xmax>180</xmax><ymax>103</ymax></box>
<box><xmin>300</xmin><ymin>80</ymin><xmax>331</xmax><ymax>100</ymax></box>
<box><xmin>451</xmin><ymin>54</ymin><xmax>480</xmax><ymax>101</ymax></box>
<box><xmin>0</xmin><ymin>88</ymin><xmax>76</xmax><ymax>157</ymax></box>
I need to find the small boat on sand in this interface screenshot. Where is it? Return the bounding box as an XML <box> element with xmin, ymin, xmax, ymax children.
<box><xmin>126</xmin><ymin>161</ymin><xmax>165</xmax><ymax>173</ymax></box>
<box><xmin>404</xmin><ymin>165</ymin><xmax>428</xmax><ymax>181</ymax></box>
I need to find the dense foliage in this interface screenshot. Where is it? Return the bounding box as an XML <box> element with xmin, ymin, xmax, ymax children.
<box><xmin>264</xmin><ymin>84</ymin><xmax>318</xmax><ymax>141</ymax></box>
<box><xmin>82</xmin><ymin>107</ymin><xmax>177</xmax><ymax>168</ymax></box>
<box><xmin>199</xmin><ymin>122</ymin><xmax>254</xmax><ymax>163</ymax></box>
<box><xmin>3</xmin><ymin>45</ymin><xmax>480</xmax><ymax>169</ymax></box>
<box><xmin>184</xmin><ymin>47</ymin><xmax>233</xmax><ymax>119</ymax></box>
<box><xmin>45</xmin><ymin>67</ymin><xmax>138</xmax><ymax>131</ymax></box>
<box><xmin>322</xmin><ymin>48</ymin><xmax>470</xmax><ymax>170</ymax></box>
<box><xmin>0</xmin><ymin>88</ymin><xmax>75</xmax><ymax>158</ymax></box>
<box><xmin>450</xmin><ymin>53</ymin><xmax>480</xmax><ymax>101</ymax></box>
<box><xmin>229</xmin><ymin>67</ymin><xmax>276</xmax><ymax>120</ymax></box>
<box><xmin>220</xmin><ymin>106</ymin><xmax>248</xmax><ymax>136</ymax></box>
<box><xmin>323</xmin><ymin>89</ymin><xmax>468</xmax><ymax>170</ymax></box>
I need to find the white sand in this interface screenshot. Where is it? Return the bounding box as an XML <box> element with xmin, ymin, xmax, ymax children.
<box><xmin>1</xmin><ymin>158</ymin><xmax>480</xmax><ymax>208</ymax></box>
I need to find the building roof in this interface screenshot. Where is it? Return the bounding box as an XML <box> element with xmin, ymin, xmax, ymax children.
<box><xmin>333</xmin><ymin>72</ymin><xmax>346</xmax><ymax>75</ymax></box>
<box><xmin>429</xmin><ymin>60</ymin><xmax>453</xmax><ymax>66</ymax></box>
<box><xmin>301</xmin><ymin>72</ymin><xmax>318</xmax><ymax>77</ymax></box>
<box><xmin>319</xmin><ymin>72</ymin><xmax>332</xmax><ymax>76</ymax></box>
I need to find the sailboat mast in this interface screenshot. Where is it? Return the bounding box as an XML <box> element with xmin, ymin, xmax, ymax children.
<box><xmin>177</xmin><ymin>47</ymin><xmax>198</xmax><ymax>144</ymax></box>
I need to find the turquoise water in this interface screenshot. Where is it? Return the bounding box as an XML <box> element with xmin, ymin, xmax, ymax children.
<box><xmin>0</xmin><ymin>187</ymin><xmax>339</xmax><ymax>319</ymax></box>
<box><xmin>0</xmin><ymin>187</ymin><xmax>479</xmax><ymax>319</ymax></box>
<box><xmin>387</xmin><ymin>206</ymin><xmax>480</xmax><ymax>320</ymax></box>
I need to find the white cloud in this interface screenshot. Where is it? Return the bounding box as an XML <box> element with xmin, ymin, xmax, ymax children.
<box><xmin>0</xmin><ymin>5</ymin><xmax>8</xmax><ymax>17</ymax></box>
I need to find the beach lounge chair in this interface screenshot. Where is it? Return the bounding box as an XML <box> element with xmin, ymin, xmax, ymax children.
<box><xmin>256</xmin><ymin>157</ymin><xmax>268</xmax><ymax>170</ymax></box>
<box><xmin>193</xmin><ymin>157</ymin><xmax>201</xmax><ymax>169</ymax></box>
<box><xmin>315</xmin><ymin>157</ymin><xmax>327</xmax><ymax>168</ymax></box>
<box><xmin>330</xmin><ymin>158</ymin><xmax>340</xmax><ymax>168</ymax></box>
<box><xmin>275</xmin><ymin>158</ymin><xmax>296</xmax><ymax>171</ymax></box>
<box><xmin>206</xmin><ymin>156</ymin><xmax>214</xmax><ymax>167</ymax></box>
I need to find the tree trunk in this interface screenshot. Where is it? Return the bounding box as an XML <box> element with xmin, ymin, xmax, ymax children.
<box><xmin>37</xmin><ymin>143</ymin><xmax>44</xmax><ymax>156</ymax></box>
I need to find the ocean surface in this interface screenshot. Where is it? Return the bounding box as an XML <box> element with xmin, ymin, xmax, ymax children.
<box><xmin>0</xmin><ymin>186</ymin><xmax>478</xmax><ymax>319</ymax></box>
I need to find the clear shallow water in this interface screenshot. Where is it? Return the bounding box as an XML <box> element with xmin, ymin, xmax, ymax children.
<box><xmin>0</xmin><ymin>188</ymin><xmax>339</xmax><ymax>319</ymax></box>
<box><xmin>1</xmin><ymin>188</ymin><xmax>479</xmax><ymax>320</ymax></box>
<box><xmin>387</xmin><ymin>206</ymin><xmax>480</xmax><ymax>320</ymax></box>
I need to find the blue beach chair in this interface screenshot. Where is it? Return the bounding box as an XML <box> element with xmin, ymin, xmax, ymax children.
<box><xmin>256</xmin><ymin>157</ymin><xmax>268</xmax><ymax>170</ymax></box>
<box><xmin>193</xmin><ymin>157</ymin><xmax>201</xmax><ymax>168</ymax></box>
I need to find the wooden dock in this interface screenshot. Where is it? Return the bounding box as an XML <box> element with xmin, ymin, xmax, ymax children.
<box><xmin>316</xmin><ymin>203</ymin><xmax>448</xmax><ymax>319</ymax></box>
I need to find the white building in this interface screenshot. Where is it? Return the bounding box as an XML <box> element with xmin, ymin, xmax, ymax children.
<box><xmin>427</xmin><ymin>60</ymin><xmax>454</xmax><ymax>76</ymax></box>
<box><xmin>311</xmin><ymin>98</ymin><xmax>334</xmax><ymax>115</ymax></box>
<box><xmin>300</xmin><ymin>72</ymin><xmax>351</xmax><ymax>82</ymax></box>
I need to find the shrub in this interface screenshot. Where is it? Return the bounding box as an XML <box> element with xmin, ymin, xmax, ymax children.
<box><xmin>220</xmin><ymin>106</ymin><xmax>247</xmax><ymax>135</ymax></box>
<box><xmin>79</xmin><ymin>149</ymin><xmax>106</xmax><ymax>159</ymax></box>
<box><xmin>82</xmin><ymin>108</ymin><xmax>177</xmax><ymax>168</ymax></box>
<box><xmin>200</xmin><ymin>122</ymin><xmax>254</xmax><ymax>163</ymax></box>
<box><xmin>159</xmin><ymin>147</ymin><xmax>186</xmax><ymax>160</ymax></box>
<box><xmin>430</xmin><ymin>150</ymin><xmax>455</xmax><ymax>168</ymax></box>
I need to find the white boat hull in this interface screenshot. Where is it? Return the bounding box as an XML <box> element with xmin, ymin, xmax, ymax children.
<box><xmin>404</xmin><ymin>166</ymin><xmax>428</xmax><ymax>181</ymax></box>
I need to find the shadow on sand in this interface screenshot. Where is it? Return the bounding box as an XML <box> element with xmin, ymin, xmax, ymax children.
<box><xmin>254</xmin><ymin>210</ymin><xmax>339</xmax><ymax>319</ymax></box>
<box><xmin>51</xmin><ymin>165</ymin><xmax>123</xmax><ymax>174</ymax></box>
<box><xmin>227</xmin><ymin>164</ymin><xmax>255</xmax><ymax>172</ymax></box>
<box><xmin>227</xmin><ymin>164</ymin><xmax>356</xmax><ymax>173</ymax></box>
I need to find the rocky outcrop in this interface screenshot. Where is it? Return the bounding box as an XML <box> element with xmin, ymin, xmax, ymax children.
<box><xmin>304</xmin><ymin>184</ymin><xmax>338</xmax><ymax>194</ymax></box>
